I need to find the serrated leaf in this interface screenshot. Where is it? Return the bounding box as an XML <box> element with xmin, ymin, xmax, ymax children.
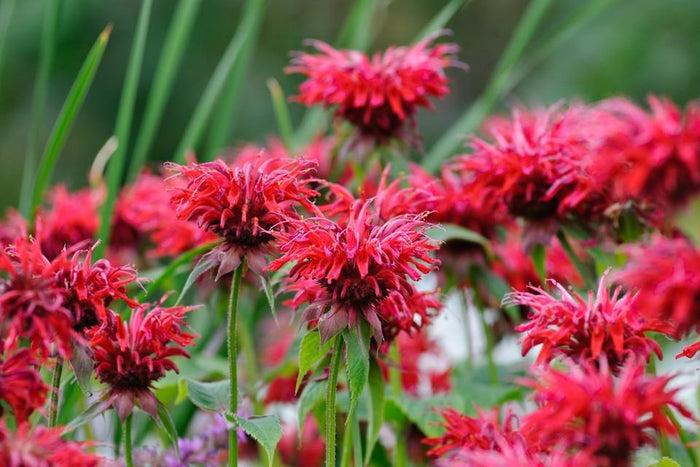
<box><xmin>365</xmin><ymin>358</ymin><xmax>385</xmax><ymax>465</ymax></box>
<box><xmin>226</xmin><ymin>413</ymin><xmax>282</xmax><ymax>467</ymax></box>
<box><xmin>175</xmin><ymin>250</ymin><xmax>219</xmax><ymax>305</ymax></box>
<box><xmin>63</xmin><ymin>396</ymin><xmax>109</xmax><ymax>434</ymax></box>
<box><xmin>343</xmin><ymin>326</ymin><xmax>370</xmax><ymax>422</ymax></box>
<box><xmin>69</xmin><ymin>342</ymin><xmax>94</xmax><ymax>396</ymax></box>
<box><xmin>648</xmin><ymin>458</ymin><xmax>682</xmax><ymax>467</ymax></box>
<box><xmin>297</xmin><ymin>380</ymin><xmax>326</xmax><ymax>436</ymax></box>
<box><xmin>427</xmin><ymin>224</ymin><xmax>493</xmax><ymax>260</ymax></box>
<box><xmin>297</xmin><ymin>330</ymin><xmax>332</xmax><ymax>393</ymax></box>
<box><xmin>186</xmin><ymin>379</ymin><xmax>230</xmax><ymax>412</ymax></box>
<box><xmin>155</xmin><ymin>401</ymin><xmax>180</xmax><ymax>456</ymax></box>
<box><xmin>259</xmin><ymin>274</ymin><xmax>278</xmax><ymax>323</ymax></box>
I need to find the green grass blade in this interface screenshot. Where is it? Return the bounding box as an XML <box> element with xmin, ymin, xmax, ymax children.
<box><xmin>423</xmin><ymin>0</ymin><xmax>555</xmax><ymax>173</ymax></box>
<box><xmin>413</xmin><ymin>0</ymin><xmax>470</xmax><ymax>43</ymax></box>
<box><xmin>0</xmin><ymin>0</ymin><xmax>15</xmax><ymax>93</ymax></box>
<box><xmin>267</xmin><ymin>79</ymin><xmax>294</xmax><ymax>152</ymax></box>
<box><xmin>126</xmin><ymin>0</ymin><xmax>202</xmax><ymax>181</ymax></box>
<box><xmin>94</xmin><ymin>0</ymin><xmax>152</xmax><ymax>259</ymax></box>
<box><xmin>29</xmin><ymin>26</ymin><xmax>111</xmax><ymax>222</ymax></box>
<box><xmin>203</xmin><ymin>0</ymin><xmax>266</xmax><ymax>157</ymax></box>
<box><xmin>175</xmin><ymin>0</ymin><xmax>267</xmax><ymax>163</ymax></box>
<box><xmin>19</xmin><ymin>0</ymin><xmax>62</xmax><ymax>217</ymax></box>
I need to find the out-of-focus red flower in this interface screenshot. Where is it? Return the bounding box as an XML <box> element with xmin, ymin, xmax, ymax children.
<box><xmin>287</xmin><ymin>34</ymin><xmax>461</xmax><ymax>143</ymax></box>
<box><xmin>615</xmin><ymin>236</ymin><xmax>700</xmax><ymax>339</ymax></box>
<box><xmin>87</xmin><ymin>303</ymin><xmax>197</xmax><ymax>421</ymax></box>
<box><xmin>278</xmin><ymin>416</ymin><xmax>325</xmax><ymax>467</ymax></box>
<box><xmin>270</xmin><ymin>199</ymin><xmax>439</xmax><ymax>343</ymax></box>
<box><xmin>592</xmin><ymin>96</ymin><xmax>700</xmax><ymax>216</ymax></box>
<box><xmin>0</xmin><ymin>209</ymin><xmax>27</xmax><ymax>248</ymax></box>
<box><xmin>423</xmin><ymin>407</ymin><xmax>521</xmax><ymax>458</ymax></box>
<box><xmin>0</xmin><ymin>421</ymin><xmax>102</xmax><ymax>466</ymax></box>
<box><xmin>0</xmin><ymin>349</ymin><xmax>47</xmax><ymax>422</ymax></box>
<box><xmin>455</xmin><ymin>104</ymin><xmax>611</xmax><ymax>227</ymax></box>
<box><xmin>507</xmin><ymin>274</ymin><xmax>673</xmax><ymax>369</ymax></box>
<box><xmin>35</xmin><ymin>185</ymin><xmax>100</xmax><ymax>259</ymax></box>
<box><xmin>168</xmin><ymin>157</ymin><xmax>319</xmax><ymax>278</ymax></box>
<box><xmin>521</xmin><ymin>358</ymin><xmax>692</xmax><ymax>465</ymax></box>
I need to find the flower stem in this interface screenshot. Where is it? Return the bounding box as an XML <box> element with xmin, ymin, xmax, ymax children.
<box><xmin>666</xmin><ymin>407</ymin><xmax>699</xmax><ymax>467</ymax></box>
<box><xmin>228</xmin><ymin>260</ymin><xmax>245</xmax><ymax>467</ymax></box>
<box><xmin>466</xmin><ymin>270</ymin><xmax>498</xmax><ymax>385</ymax></box>
<box><xmin>48</xmin><ymin>357</ymin><xmax>64</xmax><ymax>427</ymax></box>
<box><xmin>556</xmin><ymin>230</ymin><xmax>596</xmax><ymax>289</ymax></box>
<box><xmin>124</xmin><ymin>414</ymin><xmax>134</xmax><ymax>467</ymax></box>
<box><xmin>340</xmin><ymin>410</ymin><xmax>354</xmax><ymax>467</ymax></box>
<box><xmin>326</xmin><ymin>335</ymin><xmax>343</xmax><ymax>467</ymax></box>
<box><xmin>647</xmin><ymin>356</ymin><xmax>672</xmax><ymax>458</ymax></box>
<box><xmin>389</xmin><ymin>342</ymin><xmax>407</xmax><ymax>467</ymax></box>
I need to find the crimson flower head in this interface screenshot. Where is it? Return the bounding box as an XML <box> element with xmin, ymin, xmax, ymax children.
<box><xmin>87</xmin><ymin>302</ymin><xmax>197</xmax><ymax>421</ymax></box>
<box><xmin>287</xmin><ymin>34</ymin><xmax>461</xmax><ymax>143</ymax></box>
<box><xmin>506</xmin><ymin>273</ymin><xmax>673</xmax><ymax>369</ymax></box>
<box><xmin>0</xmin><ymin>348</ymin><xmax>47</xmax><ymax>422</ymax></box>
<box><xmin>0</xmin><ymin>209</ymin><xmax>27</xmax><ymax>248</ymax></box>
<box><xmin>168</xmin><ymin>157</ymin><xmax>319</xmax><ymax>278</ymax></box>
<box><xmin>521</xmin><ymin>358</ymin><xmax>691</xmax><ymax>466</ymax></box>
<box><xmin>270</xmin><ymin>198</ymin><xmax>439</xmax><ymax>343</ymax></box>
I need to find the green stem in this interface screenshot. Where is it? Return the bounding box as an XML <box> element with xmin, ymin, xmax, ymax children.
<box><xmin>340</xmin><ymin>410</ymin><xmax>353</xmax><ymax>467</ymax></box>
<box><xmin>124</xmin><ymin>414</ymin><xmax>134</xmax><ymax>467</ymax></box>
<box><xmin>531</xmin><ymin>243</ymin><xmax>547</xmax><ymax>284</ymax></box>
<box><xmin>388</xmin><ymin>342</ymin><xmax>407</xmax><ymax>467</ymax></box>
<box><xmin>48</xmin><ymin>357</ymin><xmax>63</xmax><ymax>427</ymax></box>
<box><xmin>228</xmin><ymin>260</ymin><xmax>245</xmax><ymax>467</ymax></box>
<box><xmin>647</xmin><ymin>357</ymin><xmax>671</xmax><ymax>458</ymax></box>
<box><xmin>326</xmin><ymin>335</ymin><xmax>343</xmax><ymax>467</ymax></box>
<box><xmin>469</xmin><ymin>284</ymin><xmax>498</xmax><ymax>385</ymax></box>
<box><xmin>666</xmin><ymin>407</ymin><xmax>699</xmax><ymax>467</ymax></box>
<box><xmin>556</xmin><ymin>230</ymin><xmax>596</xmax><ymax>289</ymax></box>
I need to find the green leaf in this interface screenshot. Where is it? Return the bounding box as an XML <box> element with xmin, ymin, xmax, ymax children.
<box><xmin>174</xmin><ymin>0</ymin><xmax>267</xmax><ymax>163</ymax></box>
<box><xmin>30</xmin><ymin>25</ymin><xmax>111</xmax><ymax>221</ymax></box>
<box><xmin>413</xmin><ymin>0</ymin><xmax>470</xmax><ymax>43</ymax></box>
<box><xmin>423</xmin><ymin>0</ymin><xmax>555</xmax><ymax>172</ymax></box>
<box><xmin>155</xmin><ymin>401</ymin><xmax>180</xmax><ymax>454</ymax></box>
<box><xmin>365</xmin><ymin>358</ymin><xmax>385</xmax><ymax>464</ymax></box>
<box><xmin>69</xmin><ymin>342</ymin><xmax>94</xmax><ymax>396</ymax></box>
<box><xmin>63</xmin><ymin>396</ymin><xmax>109</xmax><ymax>434</ymax></box>
<box><xmin>481</xmin><ymin>268</ymin><xmax>521</xmax><ymax>324</ymax></box>
<box><xmin>94</xmin><ymin>0</ymin><xmax>152</xmax><ymax>260</ymax></box>
<box><xmin>297</xmin><ymin>330</ymin><xmax>332</xmax><ymax>393</ymax></box>
<box><xmin>226</xmin><ymin>413</ymin><xmax>283</xmax><ymax>467</ymax></box>
<box><xmin>185</xmin><ymin>379</ymin><xmax>230</xmax><ymax>412</ymax></box>
<box><xmin>127</xmin><ymin>0</ymin><xmax>202</xmax><ymax>181</ymax></box>
<box><xmin>427</xmin><ymin>224</ymin><xmax>493</xmax><ymax>260</ymax></box>
<box><xmin>175</xmin><ymin>250</ymin><xmax>219</xmax><ymax>305</ymax></box>
<box><xmin>267</xmin><ymin>78</ymin><xmax>295</xmax><ymax>152</ymax></box>
<box><xmin>335</xmin><ymin>0</ymin><xmax>376</xmax><ymax>50</ymax></box>
<box><xmin>297</xmin><ymin>380</ymin><xmax>326</xmax><ymax>435</ymax></box>
<box><xmin>259</xmin><ymin>274</ymin><xmax>278</xmax><ymax>323</ymax></box>
<box><xmin>343</xmin><ymin>326</ymin><xmax>370</xmax><ymax>421</ymax></box>
<box><xmin>386</xmin><ymin>394</ymin><xmax>464</xmax><ymax>438</ymax></box>
<box><xmin>531</xmin><ymin>243</ymin><xmax>546</xmax><ymax>282</ymax></box>
<box><xmin>0</xmin><ymin>0</ymin><xmax>15</xmax><ymax>95</ymax></box>
<box><xmin>648</xmin><ymin>458</ymin><xmax>682</xmax><ymax>467</ymax></box>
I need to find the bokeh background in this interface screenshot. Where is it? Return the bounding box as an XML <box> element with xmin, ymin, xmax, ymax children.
<box><xmin>0</xmin><ymin>0</ymin><xmax>699</xmax><ymax>211</ymax></box>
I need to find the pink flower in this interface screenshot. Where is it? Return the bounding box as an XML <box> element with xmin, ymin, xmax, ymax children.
<box><xmin>506</xmin><ymin>274</ymin><xmax>673</xmax><ymax>369</ymax></box>
<box><xmin>269</xmin><ymin>199</ymin><xmax>439</xmax><ymax>343</ymax></box>
<box><xmin>88</xmin><ymin>303</ymin><xmax>197</xmax><ymax>421</ymax></box>
<box><xmin>168</xmin><ymin>157</ymin><xmax>319</xmax><ymax>278</ymax></box>
<box><xmin>0</xmin><ymin>348</ymin><xmax>47</xmax><ymax>422</ymax></box>
<box><xmin>287</xmin><ymin>34</ymin><xmax>461</xmax><ymax>143</ymax></box>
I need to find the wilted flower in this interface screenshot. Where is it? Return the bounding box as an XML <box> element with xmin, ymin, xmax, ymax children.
<box><xmin>87</xmin><ymin>302</ymin><xmax>197</xmax><ymax>421</ymax></box>
<box><xmin>506</xmin><ymin>274</ymin><xmax>673</xmax><ymax>369</ymax></box>
<box><xmin>270</xmin><ymin>198</ymin><xmax>439</xmax><ymax>343</ymax></box>
<box><xmin>0</xmin><ymin>348</ymin><xmax>47</xmax><ymax>422</ymax></box>
<box><xmin>521</xmin><ymin>358</ymin><xmax>691</xmax><ymax>465</ymax></box>
<box><xmin>0</xmin><ymin>421</ymin><xmax>102</xmax><ymax>466</ymax></box>
<box><xmin>287</xmin><ymin>34</ymin><xmax>461</xmax><ymax>143</ymax></box>
<box><xmin>168</xmin><ymin>157</ymin><xmax>319</xmax><ymax>278</ymax></box>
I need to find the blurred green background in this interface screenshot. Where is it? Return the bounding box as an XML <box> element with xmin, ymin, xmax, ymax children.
<box><xmin>0</xmin><ymin>0</ymin><xmax>699</xmax><ymax>212</ymax></box>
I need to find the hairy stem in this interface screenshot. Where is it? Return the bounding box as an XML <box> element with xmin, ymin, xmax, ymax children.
<box><xmin>326</xmin><ymin>335</ymin><xmax>343</xmax><ymax>467</ymax></box>
<box><xmin>228</xmin><ymin>260</ymin><xmax>245</xmax><ymax>467</ymax></box>
<box><xmin>48</xmin><ymin>357</ymin><xmax>63</xmax><ymax>427</ymax></box>
<box><xmin>389</xmin><ymin>342</ymin><xmax>407</xmax><ymax>467</ymax></box>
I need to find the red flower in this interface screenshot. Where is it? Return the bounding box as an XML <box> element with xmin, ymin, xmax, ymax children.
<box><xmin>270</xmin><ymin>199</ymin><xmax>439</xmax><ymax>343</ymax></box>
<box><xmin>35</xmin><ymin>185</ymin><xmax>100</xmax><ymax>259</ymax></box>
<box><xmin>278</xmin><ymin>416</ymin><xmax>325</xmax><ymax>467</ymax></box>
<box><xmin>87</xmin><ymin>302</ymin><xmax>196</xmax><ymax>421</ymax></box>
<box><xmin>287</xmin><ymin>34</ymin><xmax>461</xmax><ymax>143</ymax></box>
<box><xmin>521</xmin><ymin>358</ymin><xmax>692</xmax><ymax>466</ymax></box>
<box><xmin>0</xmin><ymin>349</ymin><xmax>47</xmax><ymax>422</ymax></box>
<box><xmin>0</xmin><ymin>421</ymin><xmax>102</xmax><ymax>466</ymax></box>
<box><xmin>507</xmin><ymin>274</ymin><xmax>673</xmax><ymax>369</ymax></box>
<box><xmin>0</xmin><ymin>209</ymin><xmax>27</xmax><ymax>248</ymax></box>
<box><xmin>168</xmin><ymin>157</ymin><xmax>319</xmax><ymax>278</ymax></box>
<box><xmin>455</xmin><ymin>104</ymin><xmax>611</xmax><ymax>226</ymax></box>
<box><xmin>615</xmin><ymin>236</ymin><xmax>700</xmax><ymax>338</ymax></box>
<box><xmin>592</xmin><ymin>96</ymin><xmax>700</xmax><ymax>215</ymax></box>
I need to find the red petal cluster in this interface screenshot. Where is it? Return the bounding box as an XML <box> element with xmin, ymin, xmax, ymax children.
<box><xmin>507</xmin><ymin>275</ymin><xmax>673</xmax><ymax>369</ymax></box>
<box><xmin>287</xmin><ymin>35</ymin><xmax>461</xmax><ymax>142</ymax></box>
<box><xmin>0</xmin><ymin>349</ymin><xmax>47</xmax><ymax>422</ymax></box>
<box><xmin>87</xmin><ymin>302</ymin><xmax>197</xmax><ymax>421</ymax></box>
<box><xmin>521</xmin><ymin>359</ymin><xmax>691</xmax><ymax>465</ymax></box>
<box><xmin>270</xmin><ymin>198</ymin><xmax>439</xmax><ymax>343</ymax></box>
<box><xmin>0</xmin><ymin>421</ymin><xmax>101</xmax><ymax>466</ymax></box>
<box><xmin>168</xmin><ymin>157</ymin><xmax>319</xmax><ymax>277</ymax></box>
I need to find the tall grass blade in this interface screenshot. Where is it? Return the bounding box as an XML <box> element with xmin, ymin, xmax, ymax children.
<box><xmin>423</xmin><ymin>0</ymin><xmax>555</xmax><ymax>172</ymax></box>
<box><xmin>30</xmin><ymin>26</ymin><xmax>111</xmax><ymax>222</ymax></box>
<box><xmin>0</xmin><ymin>0</ymin><xmax>15</xmax><ymax>93</ymax></box>
<box><xmin>126</xmin><ymin>0</ymin><xmax>202</xmax><ymax>181</ymax></box>
<box><xmin>204</xmin><ymin>0</ymin><xmax>266</xmax><ymax>157</ymax></box>
<box><xmin>19</xmin><ymin>0</ymin><xmax>62</xmax><ymax>217</ymax></box>
<box><xmin>94</xmin><ymin>0</ymin><xmax>152</xmax><ymax>259</ymax></box>
<box><xmin>174</xmin><ymin>0</ymin><xmax>267</xmax><ymax>164</ymax></box>
<box><xmin>413</xmin><ymin>0</ymin><xmax>470</xmax><ymax>43</ymax></box>
<box><xmin>267</xmin><ymin>79</ymin><xmax>294</xmax><ymax>152</ymax></box>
